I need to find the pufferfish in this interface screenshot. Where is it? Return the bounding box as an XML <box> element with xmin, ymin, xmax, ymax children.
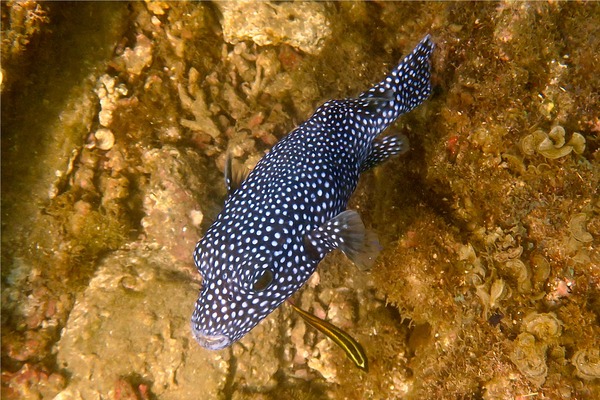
<box><xmin>192</xmin><ymin>35</ymin><xmax>434</xmax><ymax>350</ymax></box>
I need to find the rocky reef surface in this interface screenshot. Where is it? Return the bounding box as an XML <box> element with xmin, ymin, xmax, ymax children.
<box><xmin>2</xmin><ymin>1</ymin><xmax>598</xmax><ymax>399</ymax></box>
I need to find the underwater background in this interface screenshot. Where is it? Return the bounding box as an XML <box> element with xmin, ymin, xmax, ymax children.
<box><xmin>1</xmin><ymin>1</ymin><xmax>599</xmax><ymax>399</ymax></box>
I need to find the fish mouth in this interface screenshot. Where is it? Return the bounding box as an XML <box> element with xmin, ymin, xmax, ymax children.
<box><xmin>191</xmin><ymin>324</ymin><xmax>231</xmax><ymax>350</ymax></box>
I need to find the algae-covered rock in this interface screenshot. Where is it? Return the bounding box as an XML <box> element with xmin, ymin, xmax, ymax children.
<box><xmin>55</xmin><ymin>250</ymin><xmax>229</xmax><ymax>399</ymax></box>
<box><xmin>215</xmin><ymin>0</ymin><xmax>331</xmax><ymax>55</ymax></box>
<box><xmin>3</xmin><ymin>1</ymin><xmax>600</xmax><ymax>399</ymax></box>
<box><xmin>139</xmin><ymin>145</ymin><xmax>212</xmax><ymax>264</ymax></box>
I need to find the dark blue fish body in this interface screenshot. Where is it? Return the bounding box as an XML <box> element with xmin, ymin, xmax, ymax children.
<box><xmin>192</xmin><ymin>36</ymin><xmax>434</xmax><ymax>350</ymax></box>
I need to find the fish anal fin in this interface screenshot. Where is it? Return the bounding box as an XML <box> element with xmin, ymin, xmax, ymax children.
<box><xmin>304</xmin><ymin>210</ymin><xmax>381</xmax><ymax>270</ymax></box>
<box><xmin>360</xmin><ymin>133</ymin><xmax>409</xmax><ymax>173</ymax></box>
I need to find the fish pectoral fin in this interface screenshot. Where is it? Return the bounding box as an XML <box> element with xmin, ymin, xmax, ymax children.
<box><xmin>303</xmin><ymin>210</ymin><xmax>381</xmax><ymax>270</ymax></box>
<box><xmin>360</xmin><ymin>132</ymin><xmax>409</xmax><ymax>173</ymax></box>
<box><xmin>225</xmin><ymin>154</ymin><xmax>251</xmax><ymax>196</ymax></box>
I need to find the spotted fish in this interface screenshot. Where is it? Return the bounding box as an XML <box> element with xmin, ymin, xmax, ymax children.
<box><xmin>192</xmin><ymin>35</ymin><xmax>434</xmax><ymax>350</ymax></box>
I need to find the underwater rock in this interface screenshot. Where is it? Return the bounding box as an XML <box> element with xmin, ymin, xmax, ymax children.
<box><xmin>144</xmin><ymin>0</ymin><xmax>170</xmax><ymax>16</ymax></box>
<box><xmin>114</xmin><ymin>33</ymin><xmax>154</xmax><ymax>77</ymax></box>
<box><xmin>95</xmin><ymin>74</ymin><xmax>129</xmax><ymax>128</ymax></box>
<box><xmin>0</xmin><ymin>363</ymin><xmax>66</xmax><ymax>400</ymax></box>
<box><xmin>231</xmin><ymin>315</ymin><xmax>282</xmax><ymax>392</ymax></box>
<box><xmin>0</xmin><ymin>1</ymin><xmax>49</xmax><ymax>64</ymax></box>
<box><xmin>54</xmin><ymin>250</ymin><xmax>229</xmax><ymax>399</ymax></box>
<box><xmin>140</xmin><ymin>145</ymin><xmax>211</xmax><ymax>264</ymax></box>
<box><xmin>3</xmin><ymin>2</ymin><xmax>600</xmax><ymax>399</ymax></box>
<box><xmin>216</xmin><ymin>0</ymin><xmax>331</xmax><ymax>55</ymax></box>
<box><xmin>93</xmin><ymin>128</ymin><xmax>115</xmax><ymax>150</ymax></box>
<box><xmin>307</xmin><ymin>338</ymin><xmax>339</xmax><ymax>383</ymax></box>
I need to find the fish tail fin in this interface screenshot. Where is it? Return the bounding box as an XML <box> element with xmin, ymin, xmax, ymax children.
<box><xmin>359</xmin><ymin>35</ymin><xmax>434</xmax><ymax>133</ymax></box>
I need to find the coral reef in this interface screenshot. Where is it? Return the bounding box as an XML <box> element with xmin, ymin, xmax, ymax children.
<box><xmin>2</xmin><ymin>1</ymin><xmax>599</xmax><ymax>399</ymax></box>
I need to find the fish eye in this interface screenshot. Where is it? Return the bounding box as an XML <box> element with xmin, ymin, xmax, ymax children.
<box><xmin>252</xmin><ymin>269</ymin><xmax>273</xmax><ymax>292</ymax></box>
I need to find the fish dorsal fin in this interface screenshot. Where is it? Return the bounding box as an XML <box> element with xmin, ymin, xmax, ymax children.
<box><xmin>224</xmin><ymin>154</ymin><xmax>251</xmax><ymax>196</ymax></box>
<box><xmin>303</xmin><ymin>210</ymin><xmax>381</xmax><ymax>270</ymax></box>
<box><xmin>361</xmin><ymin>92</ymin><xmax>395</xmax><ymax>107</ymax></box>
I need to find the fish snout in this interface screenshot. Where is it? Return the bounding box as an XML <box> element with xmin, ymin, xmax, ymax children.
<box><xmin>191</xmin><ymin>323</ymin><xmax>232</xmax><ymax>350</ymax></box>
